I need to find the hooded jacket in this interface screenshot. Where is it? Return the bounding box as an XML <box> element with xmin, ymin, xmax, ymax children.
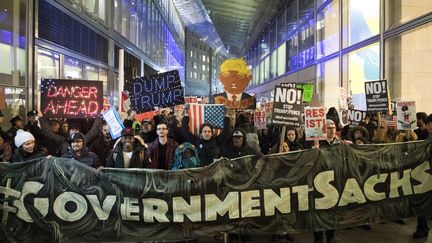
<box><xmin>348</xmin><ymin>126</ymin><xmax>370</xmax><ymax>142</ymax></box>
<box><xmin>221</xmin><ymin>128</ymin><xmax>262</xmax><ymax>159</ymax></box>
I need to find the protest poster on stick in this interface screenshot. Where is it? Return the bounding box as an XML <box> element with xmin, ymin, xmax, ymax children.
<box><xmin>41</xmin><ymin>79</ymin><xmax>103</xmax><ymax>118</ymax></box>
<box><xmin>396</xmin><ymin>101</ymin><xmax>416</xmax><ymax>130</ymax></box>
<box><xmin>271</xmin><ymin>86</ymin><xmax>303</xmax><ymax>127</ymax></box>
<box><xmin>305</xmin><ymin>107</ymin><xmax>327</xmax><ymax>140</ymax></box>
<box><xmin>364</xmin><ymin>80</ymin><xmax>390</xmax><ymax>112</ymax></box>
<box><xmin>124</xmin><ymin>70</ymin><xmax>184</xmax><ymax>113</ymax></box>
<box><xmin>281</xmin><ymin>83</ymin><xmax>314</xmax><ymax>102</ymax></box>
<box><xmin>254</xmin><ymin>111</ymin><xmax>266</xmax><ymax>130</ymax></box>
<box><xmin>347</xmin><ymin>109</ymin><xmax>367</xmax><ymax>126</ymax></box>
<box><xmin>102</xmin><ymin>107</ymin><xmax>125</xmax><ymax>139</ymax></box>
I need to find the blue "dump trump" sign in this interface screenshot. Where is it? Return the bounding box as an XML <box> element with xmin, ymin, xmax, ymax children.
<box><xmin>125</xmin><ymin>70</ymin><xmax>185</xmax><ymax>112</ymax></box>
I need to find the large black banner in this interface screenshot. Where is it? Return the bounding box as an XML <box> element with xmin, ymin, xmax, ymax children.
<box><xmin>1</xmin><ymin>141</ymin><xmax>432</xmax><ymax>242</ymax></box>
<box><xmin>124</xmin><ymin>70</ymin><xmax>184</xmax><ymax>112</ymax></box>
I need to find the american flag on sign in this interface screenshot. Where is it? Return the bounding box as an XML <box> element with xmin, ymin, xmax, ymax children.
<box><xmin>188</xmin><ymin>104</ymin><xmax>225</xmax><ymax>135</ymax></box>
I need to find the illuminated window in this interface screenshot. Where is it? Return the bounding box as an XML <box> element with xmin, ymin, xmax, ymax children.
<box><xmin>342</xmin><ymin>43</ymin><xmax>380</xmax><ymax>111</ymax></box>
<box><xmin>385</xmin><ymin>23</ymin><xmax>432</xmax><ymax>113</ymax></box>
<box><xmin>264</xmin><ymin>57</ymin><xmax>270</xmax><ymax>81</ymax></box>
<box><xmin>317</xmin><ymin>0</ymin><xmax>339</xmax><ymax>59</ymax></box>
<box><xmin>64</xmin><ymin>57</ymin><xmax>83</xmax><ymax>79</ymax></box>
<box><xmin>385</xmin><ymin>0</ymin><xmax>432</xmax><ymax>30</ymax></box>
<box><xmin>277</xmin><ymin>43</ymin><xmax>286</xmax><ymax>75</ymax></box>
<box><xmin>342</xmin><ymin>0</ymin><xmax>379</xmax><ymax>47</ymax></box>
<box><xmin>84</xmin><ymin>63</ymin><xmax>98</xmax><ymax>80</ymax></box>
<box><xmin>317</xmin><ymin>57</ymin><xmax>339</xmax><ymax>109</ymax></box>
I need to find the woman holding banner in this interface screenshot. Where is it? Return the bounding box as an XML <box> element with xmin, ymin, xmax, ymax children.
<box><xmin>181</xmin><ymin>113</ymin><xmax>232</xmax><ymax>166</ymax></box>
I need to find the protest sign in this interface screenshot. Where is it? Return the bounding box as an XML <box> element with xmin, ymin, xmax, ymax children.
<box><xmin>305</xmin><ymin>107</ymin><xmax>327</xmax><ymax>140</ymax></box>
<box><xmin>347</xmin><ymin>109</ymin><xmax>367</xmax><ymax>126</ymax></box>
<box><xmin>124</xmin><ymin>70</ymin><xmax>184</xmax><ymax>113</ymax></box>
<box><xmin>297</xmin><ymin>83</ymin><xmax>314</xmax><ymax>102</ymax></box>
<box><xmin>254</xmin><ymin>111</ymin><xmax>266</xmax><ymax>130</ymax></box>
<box><xmin>364</xmin><ymin>80</ymin><xmax>389</xmax><ymax>112</ymax></box>
<box><xmin>384</xmin><ymin>115</ymin><xmax>397</xmax><ymax>128</ymax></box>
<box><xmin>41</xmin><ymin>79</ymin><xmax>103</xmax><ymax>118</ymax></box>
<box><xmin>271</xmin><ymin>86</ymin><xmax>303</xmax><ymax>126</ymax></box>
<box><xmin>184</xmin><ymin>96</ymin><xmax>198</xmax><ymax>104</ymax></box>
<box><xmin>397</xmin><ymin>101</ymin><xmax>417</xmax><ymax>130</ymax></box>
<box><xmin>102</xmin><ymin>107</ymin><xmax>125</xmax><ymax>139</ymax></box>
<box><xmin>339</xmin><ymin>87</ymin><xmax>348</xmax><ymax>110</ymax></box>
<box><xmin>281</xmin><ymin>83</ymin><xmax>314</xmax><ymax>102</ymax></box>
<box><xmin>1</xmin><ymin>141</ymin><xmax>432</xmax><ymax>242</ymax></box>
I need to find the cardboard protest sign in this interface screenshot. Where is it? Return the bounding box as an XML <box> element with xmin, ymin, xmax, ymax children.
<box><xmin>339</xmin><ymin>87</ymin><xmax>348</xmax><ymax>110</ymax></box>
<box><xmin>102</xmin><ymin>107</ymin><xmax>125</xmax><ymax>139</ymax></box>
<box><xmin>124</xmin><ymin>70</ymin><xmax>184</xmax><ymax>113</ymax></box>
<box><xmin>297</xmin><ymin>83</ymin><xmax>314</xmax><ymax>102</ymax></box>
<box><xmin>347</xmin><ymin>109</ymin><xmax>367</xmax><ymax>126</ymax></box>
<box><xmin>384</xmin><ymin>115</ymin><xmax>397</xmax><ymax>128</ymax></box>
<box><xmin>254</xmin><ymin>111</ymin><xmax>266</xmax><ymax>130</ymax></box>
<box><xmin>397</xmin><ymin>101</ymin><xmax>417</xmax><ymax>130</ymax></box>
<box><xmin>184</xmin><ymin>96</ymin><xmax>198</xmax><ymax>104</ymax></box>
<box><xmin>213</xmin><ymin>59</ymin><xmax>255</xmax><ymax>109</ymax></box>
<box><xmin>271</xmin><ymin>86</ymin><xmax>303</xmax><ymax>126</ymax></box>
<box><xmin>305</xmin><ymin>107</ymin><xmax>327</xmax><ymax>140</ymax></box>
<box><xmin>41</xmin><ymin>79</ymin><xmax>103</xmax><ymax>118</ymax></box>
<box><xmin>281</xmin><ymin>83</ymin><xmax>314</xmax><ymax>102</ymax></box>
<box><xmin>364</xmin><ymin>80</ymin><xmax>389</xmax><ymax>112</ymax></box>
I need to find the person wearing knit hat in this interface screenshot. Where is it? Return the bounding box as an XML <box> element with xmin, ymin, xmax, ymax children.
<box><xmin>11</xmin><ymin>129</ymin><xmax>44</xmax><ymax>162</ymax></box>
<box><xmin>14</xmin><ymin>129</ymin><xmax>35</xmax><ymax>149</ymax></box>
<box><xmin>61</xmin><ymin>132</ymin><xmax>100</xmax><ymax>168</ymax></box>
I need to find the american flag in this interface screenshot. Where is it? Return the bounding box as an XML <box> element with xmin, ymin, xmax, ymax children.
<box><xmin>188</xmin><ymin>104</ymin><xmax>225</xmax><ymax>135</ymax></box>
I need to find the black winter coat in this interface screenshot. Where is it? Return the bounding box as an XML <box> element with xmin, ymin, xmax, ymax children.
<box><xmin>62</xmin><ymin>147</ymin><xmax>100</xmax><ymax>168</ymax></box>
<box><xmin>11</xmin><ymin>147</ymin><xmax>45</xmax><ymax>162</ymax></box>
<box><xmin>181</xmin><ymin>116</ymin><xmax>233</xmax><ymax>166</ymax></box>
<box><xmin>106</xmin><ymin>142</ymin><xmax>149</xmax><ymax>168</ymax></box>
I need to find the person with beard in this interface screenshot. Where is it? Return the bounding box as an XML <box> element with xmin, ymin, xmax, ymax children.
<box><xmin>39</xmin><ymin>112</ymin><xmax>102</xmax><ymax>156</ymax></box>
<box><xmin>61</xmin><ymin>132</ymin><xmax>100</xmax><ymax>168</ymax></box>
<box><xmin>311</xmin><ymin>119</ymin><xmax>353</xmax><ymax>243</ymax></box>
<box><xmin>139</xmin><ymin>119</ymin><xmax>157</xmax><ymax>143</ymax></box>
<box><xmin>146</xmin><ymin>122</ymin><xmax>178</xmax><ymax>170</ymax></box>
<box><xmin>11</xmin><ymin>130</ymin><xmax>46</xmax><ymax>162</ymax></box>
<box><xmin>221</xmin><ymin>128</ymin><xmax>262</xmax><ymax>159</ymax></box>
<box><xmin>106</xmin><ymin>128</ymin><xmax>149</xmax><ymax>168</ymax></box>
<box><xmin>171</xmin><ymin>142</ymin><xmax>200</xmax><ymax>170</ymax></box>
<box><xmin>89</xmin><ymin>123</ymin><xmax>115</xmax><ymax>167</ymax></box>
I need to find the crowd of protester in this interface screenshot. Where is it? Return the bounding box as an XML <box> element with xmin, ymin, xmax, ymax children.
<box><xmin>0</xmin><ymin>106</ymin><xmax>431</xmax><ymax>243</ymax></box>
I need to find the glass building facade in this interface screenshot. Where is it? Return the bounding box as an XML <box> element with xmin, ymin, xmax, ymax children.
<box><xmin>245</xmin><ymin>0</ymin><xmax>432</xmax><ymax>113</ymax></box>
<box><xmin>0</xmin><ymin>0</ymin><xmax>185</xmax><ymax>122</ymax></box>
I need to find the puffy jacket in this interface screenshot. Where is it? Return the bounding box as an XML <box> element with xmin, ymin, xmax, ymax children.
<box><xmin>181</xmin><ymin>116</ymin><xmax>232</xmax><ymax>165</ymax></box>
<box><xmin>62</xmin><ymin>146</ymin><xmax>100</xmax><ymax>168</ymax></box>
